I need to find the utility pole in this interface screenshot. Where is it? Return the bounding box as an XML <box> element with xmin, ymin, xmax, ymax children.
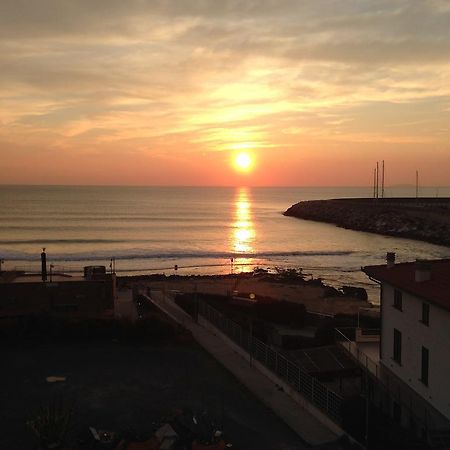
<box><xmin>416</xmin><ymin>170</ymin><xmax>419</xmax><ymax>198</ymax></box>
<box><xmin>373</xmin><ymin>168</ymin><xmax>376</xmax><ymax>198</ymax></box>
<box><xmin>365</xmin><ymin>370</ymin><xmax>370</xmax><ymax>450</ymax></box>
<box><xmin>381</xmin><ymin>160</ymin><xmax>385</xmax><ymax>199</ymax></box>
<box><xmin>376</xmin><ymin>162</ymin><xmax>379</xmax><ymax>199</ymax></box>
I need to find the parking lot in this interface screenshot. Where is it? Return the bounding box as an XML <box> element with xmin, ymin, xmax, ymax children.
<box><xmin>1</xmin><ymin>341</ymin><xmax>311</xmax><ymax>449</ymax></box>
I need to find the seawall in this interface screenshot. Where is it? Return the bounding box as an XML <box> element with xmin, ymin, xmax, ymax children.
<box><xmin>284</xmin><ymin>197</ymin><xmax>450</xmax><ymax>247</ymax></box>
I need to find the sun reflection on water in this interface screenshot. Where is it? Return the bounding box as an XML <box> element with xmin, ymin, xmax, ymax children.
<box><xmin>231</xmin><ymin>188</ymin><xmax>255</xmax><ymax>267</ymax></box>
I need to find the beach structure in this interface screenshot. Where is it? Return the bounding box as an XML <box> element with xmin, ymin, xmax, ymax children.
<box><xmin>0</xmin><ymin>251</ymin><xmax>116</xmax><ymax>319</ymax></box>
<box><xmin>342</xmin><ymin>255</ymin><xmax>450</xmax><ymax>445</ymax></box>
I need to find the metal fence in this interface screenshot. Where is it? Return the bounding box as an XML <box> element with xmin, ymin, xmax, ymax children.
<box><xmin>335</xmin><ymin>328</ymin><xmax>380</xmax><ymax>378</ymax></box>
<box><xmin>198</xmin><ymin>301</ymin><xmax>342</xmax><ymax>423</ymax></box>
<box><xmin>333</xmin><ymin>328</ymin><xmax>450</xmax><ymax>438</ymax></box>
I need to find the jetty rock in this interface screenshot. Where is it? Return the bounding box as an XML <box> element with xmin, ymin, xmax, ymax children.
<box><xmin>284</xmin><ymin>198</ymin><xmax>450</xmax><ymax>247</ymax></box>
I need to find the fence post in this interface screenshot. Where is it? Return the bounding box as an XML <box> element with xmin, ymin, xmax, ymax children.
<box><xmin>249</xmin><ymin>322</ymin><xmax>253</xmax><ymax>367</ymax></box>
<box><xmin>326</xmin><ymin>390</ymin><xmax>329</xmax><ymax>414</ymax></box>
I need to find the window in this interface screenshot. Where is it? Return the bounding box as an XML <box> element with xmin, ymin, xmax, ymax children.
<box><xmin>393</xmin><ymin>289</ymin><xmax>403</xmax><ymax>310</ymax></box>
<box><xmin>421</xmin><ymin>302</ymin><xmax>430</xmax><ymax>326</ymax></box>
<box><xmin>393</xmin><ymin>401</ymin><xmax>402</xmax><ymax>424</ymax></box>
<box><xmin>393</xmin><ymin>328</ymin><xmax>402</xmax><ymax>364</ymax></box>
<box><xmin>421</xmin><ymin>347</ymin><xmax>429</xmax><ymax>386</ymax></box>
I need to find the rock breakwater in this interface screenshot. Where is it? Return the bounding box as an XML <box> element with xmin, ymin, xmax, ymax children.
<box><xmin>284</xmin><ymin>198</ymin><xmax>450</xmax><ymax>247</ymax></box>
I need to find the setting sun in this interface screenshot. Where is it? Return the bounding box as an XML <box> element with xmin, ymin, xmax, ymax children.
<box><xmin>234</xmin><ymin>152</ymin><xmax>254</xmax><ymax>173</ymax></box>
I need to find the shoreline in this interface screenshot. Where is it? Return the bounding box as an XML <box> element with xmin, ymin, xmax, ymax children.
<box><xmin>284</xmin><ymin>197</ymin><xmax>450</xmax><ymax>247</ymax></box>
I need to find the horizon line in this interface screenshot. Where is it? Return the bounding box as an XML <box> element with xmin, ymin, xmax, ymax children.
<box><xmin>1</xmin><ymin>183</ymin><xmax>450</xmax><ymax>189</ymax></box>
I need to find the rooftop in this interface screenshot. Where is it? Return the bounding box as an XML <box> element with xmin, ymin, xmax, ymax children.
<box><xmin>9</xmin><ymin>274</ymin><xmax>85</xmax><ymax>283</ymax></box>
<box><xmin>363</xmin><ymin>259</ymin><xmax>450</xmax><ymax>312</ymax></box>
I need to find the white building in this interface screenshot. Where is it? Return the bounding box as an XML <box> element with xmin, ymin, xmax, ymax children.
<box><xmin>363</xmin><ymin>256</ymin><xmax>450</xmax><ymax>433</ymax></box>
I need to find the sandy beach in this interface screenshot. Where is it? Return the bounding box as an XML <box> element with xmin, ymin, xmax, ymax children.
<box><xmin>125</xmin><ymin>272</ymin><xmax>375</xmax><ymax>316</ymax></box>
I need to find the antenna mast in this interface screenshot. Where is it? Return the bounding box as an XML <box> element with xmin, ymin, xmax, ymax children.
<box><xmin>376</xmin><ymin>161</ymin><xmax>379</xmax><ymax>199</ymax></box>
<box><xmin>416</xmin><ymin>170</ymin><xmax>419</xmax><ymax>198</ymax></box>
<box><xmin>373</xmin><ymin>168</ymin><xmax>376</xmax><ymax>198</ymax></box>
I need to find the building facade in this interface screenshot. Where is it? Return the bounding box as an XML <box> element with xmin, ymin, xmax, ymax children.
<box><xmin>363</xmin><ymin>258</ymin><xmax>450</xmax><ymax>431</ymax></box>
<box><xmin>0</xmin><ymin>267</ymin><xmax>116</xmax><ymax>319</ymax></box>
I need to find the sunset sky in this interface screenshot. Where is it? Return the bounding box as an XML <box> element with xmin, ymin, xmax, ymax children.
<box><xmin>1</xmin><ymin>0</ymin><xmax>450</xmax><ymax>186</ymax></box>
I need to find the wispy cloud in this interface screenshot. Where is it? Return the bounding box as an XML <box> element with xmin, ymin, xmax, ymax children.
<box><xmin>1</xmin><ymin>0</ymin><xmax>449</xmax><ymax>185</ymax></box>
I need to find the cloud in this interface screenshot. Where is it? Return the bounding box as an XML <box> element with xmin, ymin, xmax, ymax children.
<box><xmin>1</xmin><ymin>0</ymin><xmax>450</xmax><ymax>184</ymax></box>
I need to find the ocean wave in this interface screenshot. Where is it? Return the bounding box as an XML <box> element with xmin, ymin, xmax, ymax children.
<box><xmin>0</xmin><ymin>215</ymin><xmax>206</xmax><ymax>222</ymax></box>
<box><xmin>0</xmin><ymin>239</ymin><xmax>162</xmax><ymax>245</ymax></box>
<box><xmin>0</xmin><ymin>248</ymin><xmax>354</xmax><ymax>262</ymax></box>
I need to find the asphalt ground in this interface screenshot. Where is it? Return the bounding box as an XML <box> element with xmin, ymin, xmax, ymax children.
<box><xmin>1</xmin><ymin>341</ymin><xmax>316</xmax><ymax>450</ymax></box>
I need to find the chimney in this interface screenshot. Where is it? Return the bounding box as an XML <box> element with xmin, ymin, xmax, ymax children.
<box><xmin>386</xmin><ymin>252</ymin><xmax>396</xmax><ymax>269</ymax></box>
<box><xmin>41</xmin><ymin>248</ymin><xmax>47</xmax><ymax>282</ymax></box>
<box><xmin>415</xmin><ymin>259</ymin><xmax>431</xmax><ymax>282</ymax></box>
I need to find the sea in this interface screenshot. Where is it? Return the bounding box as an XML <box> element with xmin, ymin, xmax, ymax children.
<box><xmin>1</xmin><ymin>185</ymin><xmax>450</xmax><ymax>304</ymax></box>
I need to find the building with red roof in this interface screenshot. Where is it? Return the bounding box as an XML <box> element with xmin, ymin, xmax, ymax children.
<box><xmin>362</xmin><ymin>254</ymin><xmax>450</xmax><ymax>440</ymax></box>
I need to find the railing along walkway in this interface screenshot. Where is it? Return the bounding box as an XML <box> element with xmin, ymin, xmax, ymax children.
<box><xmin>335</xmin><ymin>328</ymin><xmax>380</xmax><ymax>378</ymax></box>
<box><xmin>143</xmin><ymin>289</ymin><xmax>341</xmax><ymax>445</ymax></box>
<box><xmin>198</xmin><ymin>301</ymin><xmax>343</xmax><ymax>424</ymax></box>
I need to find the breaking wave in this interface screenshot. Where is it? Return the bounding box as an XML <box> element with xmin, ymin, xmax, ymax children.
<box><xmin>0</xmin><ymin>248</ymin><xmax>354</xmax><ymax>262</ymax></box>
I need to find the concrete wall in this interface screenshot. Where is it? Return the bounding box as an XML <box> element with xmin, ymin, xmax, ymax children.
<box><xmin>381</xmin><ymin>283</ymin><xmax>450</xmax><ymax>420</ymax></box>
<box><xmin>0</xmin><ymin>277</ymin><xmax>115</xmax><ymax>317</ymax></box>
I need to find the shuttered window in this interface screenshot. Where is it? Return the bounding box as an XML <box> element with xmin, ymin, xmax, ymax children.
<box><xmin>421</xmin><ymin>303</ymin><xmax>429</xmax><ymax>326</ymax></box>
<box><xmin>393</xmin><ymin>328</ymin><xmax>402</xmax><ymax>364</ymax></box>
<box><xmin>421</xmin><ymin>347</ymin><xmax>429</xmax><ymax>386</ymax></box>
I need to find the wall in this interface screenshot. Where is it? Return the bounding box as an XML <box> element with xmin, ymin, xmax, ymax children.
<box><xmin>0</xmin><ymin>277</ymin><xmax>115</xmax><ymax>317</ymax></box>
<box><xmin>380</xmin><ymin>283</ymin><xmax>450</xmax><ymax>420</ymax></box>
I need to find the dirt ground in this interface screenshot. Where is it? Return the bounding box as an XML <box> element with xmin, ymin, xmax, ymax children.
<box><xmin>1</xmin><ymin>340</ymin><xmax>319</xmax><ymax>450</ymax></box>
<box><xmin>136</xmin><ymin>273</ymin><xmax>371</xmax><ymax>316</ymax></box>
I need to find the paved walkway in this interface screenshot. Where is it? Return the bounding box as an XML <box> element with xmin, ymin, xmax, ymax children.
<box><xmin>145</xmin><ymin>290</ymin><xmax>340</xmax><ymax>446</ymax></box>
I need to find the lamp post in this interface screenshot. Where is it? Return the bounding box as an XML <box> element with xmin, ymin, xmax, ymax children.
<box><xmin>250</xmin><ymin>320</ymin><xmax>254</xmax><ymax>367</ymax></box>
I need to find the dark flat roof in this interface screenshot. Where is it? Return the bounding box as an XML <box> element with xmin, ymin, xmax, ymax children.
<box><xmin>363</xmin><ymin>259</ymin><xmax>450</xmax><ymax>312</ymax></box>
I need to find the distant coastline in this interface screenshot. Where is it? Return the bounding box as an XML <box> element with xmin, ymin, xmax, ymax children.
<box><xmin>284</xmin><ymin>197</ymin><xmax>450</xmax><ymax>247</ymax></box>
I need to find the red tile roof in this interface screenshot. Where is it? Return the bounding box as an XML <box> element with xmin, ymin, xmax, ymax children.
<box><xmin>363</xmin><ymin>259</ymin><xmax>450</xmax><ymax>312</ymax></box>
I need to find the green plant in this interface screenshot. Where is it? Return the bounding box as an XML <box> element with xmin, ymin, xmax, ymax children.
<box><xmin>27</xmin><ymin>398</ymin><xmax>73</xmax><ymax>450</ymax></box>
